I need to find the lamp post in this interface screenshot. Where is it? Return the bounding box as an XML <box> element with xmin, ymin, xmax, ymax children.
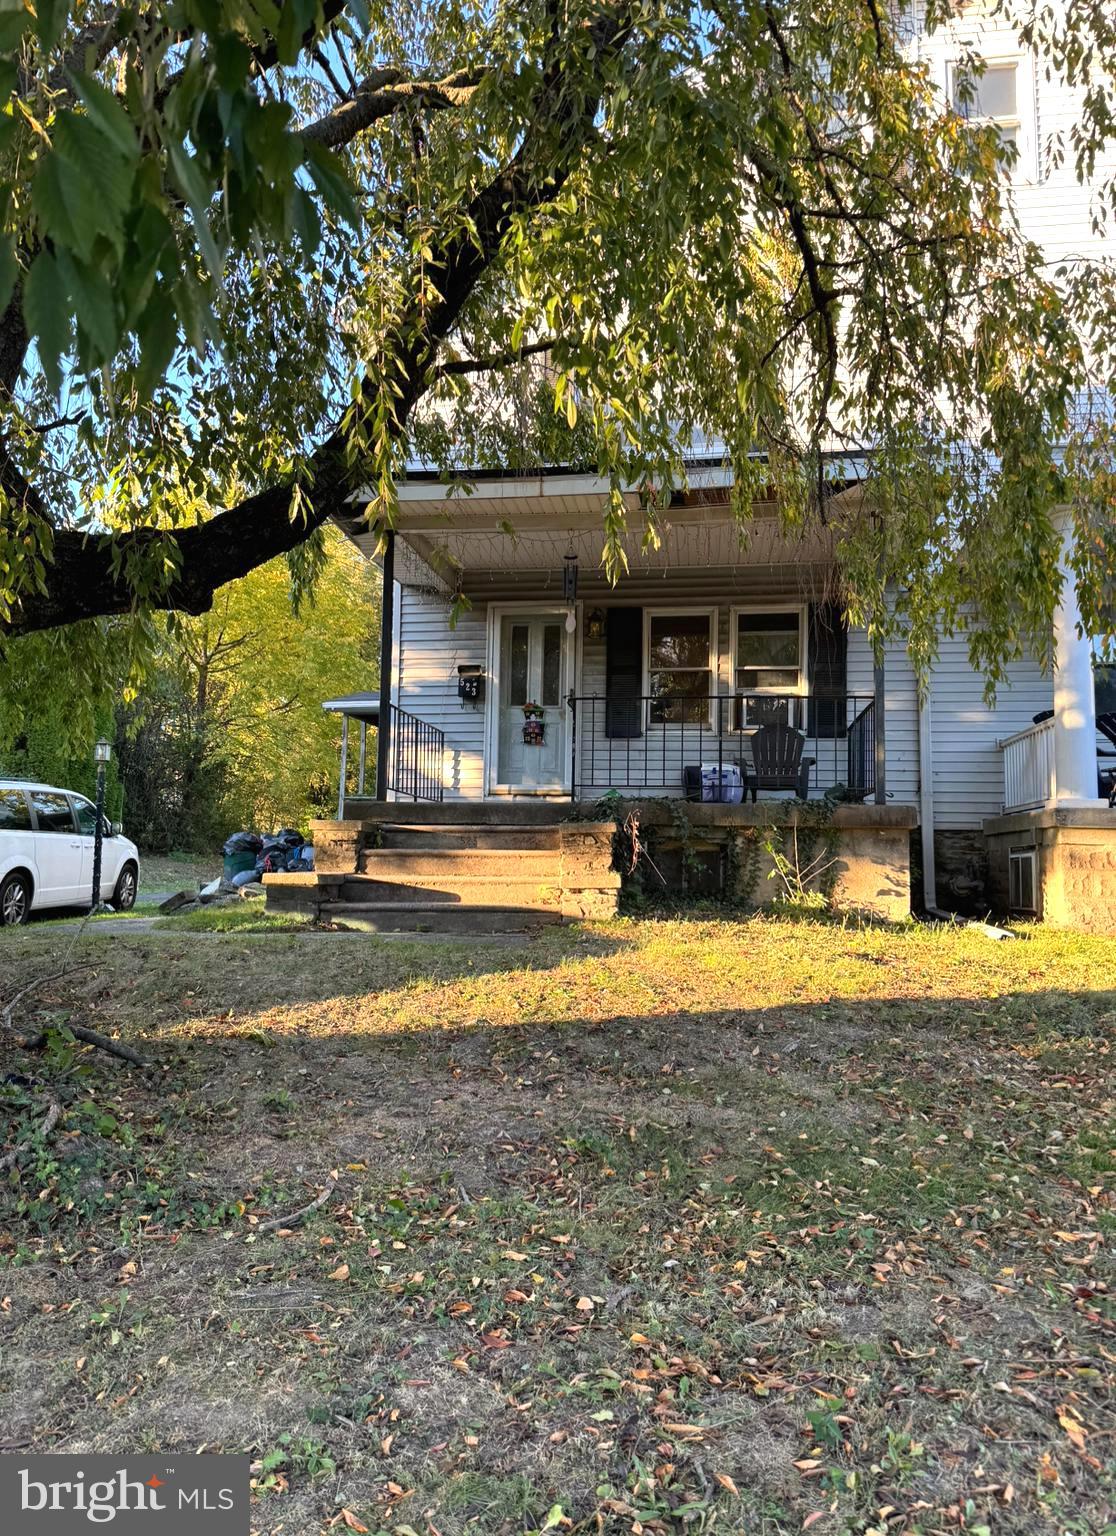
<box><xmin>91</xmin><ymin>737</ymin><xmax>111</xmax><ymax>911</ymax></box>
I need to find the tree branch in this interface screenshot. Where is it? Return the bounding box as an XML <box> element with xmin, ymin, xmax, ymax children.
<box><xmin>3</xmin><ymin>8</ymin><xmax>636</xmax><ymax>637</ymax></box>
<box><xmin>300</xmin><ymin>67</ymin><xmax>486</xmax><ymax>148</ymax></box>
<box><xmin>434</xmin><ymin>336</ymin><xmax>558</xmax><ymax>378</ymax></box>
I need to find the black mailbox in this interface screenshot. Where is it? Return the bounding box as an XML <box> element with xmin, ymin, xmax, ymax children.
<box><xmin>458</xmin><ymin>665</ymin><xmax>485</xmax><ymax>705</ymax></box>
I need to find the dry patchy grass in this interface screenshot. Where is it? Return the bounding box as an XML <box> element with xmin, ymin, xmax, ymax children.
<box><xmin>0</xmin><ymin>916</ymin><xmax>1113</xmax><ymax>1536</ymax></box>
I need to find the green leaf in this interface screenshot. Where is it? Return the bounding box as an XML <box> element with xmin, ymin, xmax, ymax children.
<box><xmin>23</xmin><ymin>248</ymin><xmax>70</xmax><ymax>393</ymax></box>
<box><xmin>68</xmin><ymin>70</ymin><xmax>139</xmax><ymax>162</ymax></box>
<box><xmin>0</xmin><ymin>13</ymin><xmax>29</xmax><ymax>50</ymax></box>
<box><xmin>167</xmin><ymin>141</ymin><xmax>223</xmax><ymax>281</ymax></box>
<box><xmin>55</xmin><ymin>249</ymin><xmax>118</xmax><ymax>362</ymax></box>
<box><xmin>50</xmin><ymin>115</ymin><xmax>134</xmax><ymax>256</ymax></box>
<box><xmin>304</xmin><ymin>142</ymin><xmax>361</xmax><ymax>230</ymax></box>
<box><xmin>34</xmin><ymin>0</ymin><xmax>70</xmax><ymax>51</ymax></box>
<box><xmin>135</xmin><ymin>294</ymin><xmax>179</xmax><ymax>397</ymax></box>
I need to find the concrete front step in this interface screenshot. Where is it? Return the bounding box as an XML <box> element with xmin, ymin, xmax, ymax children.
<box><xmin>337</xmin><ymin>874</ymin><xmax>563</xmax><ymax>907</ymax></box>
<box><xmin>378</xmin><ymin>824</ymin><xmax>563</xmax><ymax>851</ymax></box>
<box><xmin>319</xmin><ymin>902</ymin><xmax>562</xmax><ymax>934</ymax></box>
<box><xmin>359</xmin><ymin>848</ymin><xmax>562</xmax><ymax>876</ymax></box>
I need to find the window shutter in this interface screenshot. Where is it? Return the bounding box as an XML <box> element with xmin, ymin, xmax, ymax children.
<box><xmin>807</xmin><ymin>603</ymin><xmax>847</xmax><ymax>739</ymax></box>
<box><xmin>605</xmin><ymin>607</ymin><xmax>643</xmax><ymax>738</ymax></box>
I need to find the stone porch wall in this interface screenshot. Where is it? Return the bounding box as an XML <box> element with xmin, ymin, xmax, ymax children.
<box><xmin>983</xmin><ymin>807</ymin><xmax>1116</xmax><ymax>935</ymax></box>
<box><xmin>620</xmin><ymin>801</ymin><xmax>917</xmax><ymax>921</ymax></box>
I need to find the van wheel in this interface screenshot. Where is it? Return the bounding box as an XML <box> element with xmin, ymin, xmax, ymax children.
<box><xmin>0</xmin><ymin>871</ymin><xmax>31</xmax><ymax>926</ymax></box>
<box><xmin>113</xmin><ymin>863</ymin><xmax>138</xmax><ymax>912</ymax></box>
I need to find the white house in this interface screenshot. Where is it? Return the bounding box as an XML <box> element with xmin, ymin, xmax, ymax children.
<box><xmin>267</xmin><ymin>4</ymin><xmax>1116</xmax><ymax>935</ymax></box>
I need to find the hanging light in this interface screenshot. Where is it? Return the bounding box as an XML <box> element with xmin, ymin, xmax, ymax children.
<box><xmin>562</xmin><ymin>550</ymin><xmax>578</xmax><ymax>602</ymax></box>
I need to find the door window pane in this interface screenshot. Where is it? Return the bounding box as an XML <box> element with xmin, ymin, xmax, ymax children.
<box><xmin>0</xmin><ymin>788</ymin><xmax>32</xmax><ymax>830</ymax></box>
<box><xmin>72</xmin><ymin>797</ymin><xmax>99</xmax><ymax>836</ymax></box>
<box><xmin>30</xmin><ymin>791</ymin><xmax>76</xmax><ymax>832</ymax></box>
<box><xmin>509</xmin><ymin>624</ymin><xmax>529</xmax><ymax>705</ymax></box>
<box><xmin>541</xmin><ymin>624</ymin><xmax>562</xmax><ymax>706</ymax></box>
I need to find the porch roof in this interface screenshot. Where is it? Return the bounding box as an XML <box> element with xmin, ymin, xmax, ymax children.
<box><xmin>337</xmin><ymin>465</ymin><xmax>863</xmax><ymax>591</ymax></box>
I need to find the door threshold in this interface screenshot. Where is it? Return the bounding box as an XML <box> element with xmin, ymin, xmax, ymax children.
<box><xmin>488</xmin><ymin>789</ymin><xmax>570</xmax><ymax>798</ymax></box>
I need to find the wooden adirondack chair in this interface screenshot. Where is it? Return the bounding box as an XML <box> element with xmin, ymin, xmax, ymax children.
<box><xmin>742</xmin><ymin>721</ymin><xmax>815</xmax><ymax>802</ymax></box>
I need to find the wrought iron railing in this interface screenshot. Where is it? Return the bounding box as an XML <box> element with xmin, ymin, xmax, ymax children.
<box><xmin>569</xmin><ymin>692</ymin><xmax>875</xmax><ymax>801</ymax></box>
<box><xmin>388</xmin><ymin>704</ymin><xmax>445</xmax><ymax>802</ymax></box>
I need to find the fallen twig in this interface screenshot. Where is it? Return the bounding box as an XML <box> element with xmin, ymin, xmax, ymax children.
<box><xmin>0</xmin><ymin>964</ymin><xmax>95</xmax><ymax>1033</ymax></box>
<box><xmin>0</xmin><ymin>1100</ymin><xmax>62</xmax><ymax>1173</ymax></box>
<box><xmin>256</xmin><ymin>1176</ymin><xmax>338</xmax><ymax>1234</ymax></box>
<box><xmin>22</xmin><ymin>1023</ymin><xmax>149</xmax><ymax>1070</ymax></box>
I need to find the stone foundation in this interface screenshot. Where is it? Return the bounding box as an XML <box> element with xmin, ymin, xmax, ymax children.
<box><xmin>933</xmin><ymin>830</ymin><xmax>990</xmax><ymax>914</ymax></box>
<box><xmin>619</xmin><ymin>800</ymin><xmax>917</xmax><ymax>921</ymax></box>
<box><xmin>983</xmin><ymin>806</ymin><xmax>1116</xmax><ymax>934</ymax></box>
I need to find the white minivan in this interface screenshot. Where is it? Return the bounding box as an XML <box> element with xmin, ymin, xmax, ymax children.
<box><xmin>0</xmin><ymin>780</ymin><xmax>141</xmax><ymax>924</ymax></box>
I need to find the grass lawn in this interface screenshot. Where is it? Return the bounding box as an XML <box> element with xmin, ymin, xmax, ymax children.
<box><xmin>137</xmin><ymin>850</ymin><xmax>219</xmax><ymax>897</ymax></box>
<box><xmin>0</xmin><ymin>917</ymin><xmax>1112</xmax><ymax>1536</ymax></box>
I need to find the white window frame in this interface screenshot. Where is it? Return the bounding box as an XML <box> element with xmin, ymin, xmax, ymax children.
<box><xmin>643</xmin><ymin>607</ymin><xmax>718</xmax><ymax>729</ymax></box>
<box><xmin>948</xmin><ymin>52</ymin><xmax>1037</xmax><ymax>183</ymax></box>
<box><xmin>731</xmin><ymin>603</ymin><xmax>809</xmax><ymax>697</ymax></box>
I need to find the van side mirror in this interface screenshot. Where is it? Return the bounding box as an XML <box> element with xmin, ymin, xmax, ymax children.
<box><xmin>110</xmin><ymin>820</ymin><xmax>122</xmax><ymax>837</ymax></box>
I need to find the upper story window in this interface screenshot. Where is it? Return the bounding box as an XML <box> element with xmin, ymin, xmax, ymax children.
<box><xmin>949</xmin><ymin>55</ymin><xmax>1038</xmax><ymax>179</ymax></box>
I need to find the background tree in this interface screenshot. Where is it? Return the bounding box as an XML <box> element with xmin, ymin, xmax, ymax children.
<box><xmin>0</xmin><ymin>0</ymin><xmax>1113</xmax><ymax>724</ymax></box>
<box><xmin>114</xmin><ymin>525</ymin><xmax>378</xmax><ymax>848</ymax></box>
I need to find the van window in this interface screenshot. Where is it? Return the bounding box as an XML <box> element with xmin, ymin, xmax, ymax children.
<box><xmin>0</xmin><ymin>788</ymin><xmax>32</xmax><ymax>830</ymax></box>
<box><xmin>29</xmin><ymin>791</ymin><xmax>76</xmax><ymax>832</ymax></box>
<box><xmin>72</xmin><ymin>797</ymin><xmax>100</xmax><ymax>836</ymax></box>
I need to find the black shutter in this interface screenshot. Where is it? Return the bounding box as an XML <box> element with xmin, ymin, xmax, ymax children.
<box><xmin>605</xmin><ymin>607</ymin><xmax>643</xmax><ymax>738</ymax></box>
<box><xmin>807</xmin><ymin>602</ymin><xmax>847</xmax><ymax>739</ymax></box>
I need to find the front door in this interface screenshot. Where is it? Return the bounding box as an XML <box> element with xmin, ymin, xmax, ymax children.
<box><xmin>495</xmin><ymin>614</ymin><xmax>571</xmax><ymax>792</ymax></box>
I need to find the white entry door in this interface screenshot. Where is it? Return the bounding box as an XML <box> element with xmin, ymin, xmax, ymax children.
<box><xmin>494</xmin><ymin>614</ymin><xmax>571</xmax><ymax>792</ymax></box>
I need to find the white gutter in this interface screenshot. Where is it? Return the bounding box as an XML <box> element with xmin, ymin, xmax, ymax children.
<box><xmin>917</xmin><ymin>690</ymin><xmax>937</xmax><ymax>912</ymax></box>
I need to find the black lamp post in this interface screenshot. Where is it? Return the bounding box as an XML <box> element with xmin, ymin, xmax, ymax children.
<box><xmin>91</xmin><ymin>737</ymin><xmax>111</xmax><ymax>911</ymax></box>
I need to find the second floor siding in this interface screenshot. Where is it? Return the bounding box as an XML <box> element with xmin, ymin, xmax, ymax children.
<box><xmin>906</xmin><ymin>0</ymin><xmax>1116</xmax><ymax>270</ymax></box>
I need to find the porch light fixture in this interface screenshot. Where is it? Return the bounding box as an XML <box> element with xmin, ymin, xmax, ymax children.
<box><xmin>586</xmin><ymin>608</ymin><xmax>606</xmax><ymax>642</ymax></box>
<box><xmin>562</xmin><ymin>550</ymin><xmax>578</xmax><ymax>602</ymax></box>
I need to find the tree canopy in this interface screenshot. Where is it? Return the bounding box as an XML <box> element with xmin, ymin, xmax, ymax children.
<box><xmin>0</xmin><ymin>0</ymin><xmax>1114</xmax><ymax>693</ymax></box>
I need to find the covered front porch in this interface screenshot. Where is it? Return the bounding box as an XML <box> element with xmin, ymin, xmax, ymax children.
<box><xmin>339</xmin><ymin>466</ymin><xmax>893</xmax><ymax>811</ymax></box>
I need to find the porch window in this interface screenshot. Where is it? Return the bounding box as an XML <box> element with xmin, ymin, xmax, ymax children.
<box><xmin>647</xmin><ymin>610</ymin><xmax>715</xmax><ymax>724</ymax></box>
<box><xmin>733</xmin><ymin>606</ymin><xmax>807</xmax><ymax>731</ymax></box>
<box><xmin>734</xmin><ymin>608</ymin><xmax>805</xmax><ymax>692</ymax></box>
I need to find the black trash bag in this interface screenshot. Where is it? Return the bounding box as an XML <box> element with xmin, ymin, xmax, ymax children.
<box><xmin>223</xmin><ymin>830</ymin><xmax>263</xmax><ymax>855</ymax></box>
<box><xmin>274</xmin><ymin>827</ymin><xmax>304</xmax><ymax>848</ymax></box>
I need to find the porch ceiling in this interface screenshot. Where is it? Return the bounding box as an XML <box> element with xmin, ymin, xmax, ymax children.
<box><xmin>340</xmin><ymin>477</ymin><xmax>841</xmax><ymax>588</ymax></box>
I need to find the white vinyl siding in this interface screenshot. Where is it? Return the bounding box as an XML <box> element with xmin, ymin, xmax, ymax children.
<box><xmin>396</xmin><ymin>587</ymin><xmax>487</xmax><ymax>799</ymax></box>
<box><xmin>926</xmin><ymin>638</ymin><xmax>1053</xmax><ymax>829</ymax></box>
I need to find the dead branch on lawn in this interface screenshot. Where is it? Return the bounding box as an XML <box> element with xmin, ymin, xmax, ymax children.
<box><xmin>0</xmin><ymin>1100</ymin><xmax>62</xmax><ymax>1174</ymax></box>
<box><xmin>256</xmin><ymin>1175</ymin><xmax>339</xmax><ymax>1233</ymax></box>
<box><xmin>0</xmin><ymin>963</ymin><xmax>95</xmax><ymax>1033</ymax></box>
<box><xmin>21</xmin><ymin>1023</ymin><xmax>150</xmax><ymax>1070</ymax></box>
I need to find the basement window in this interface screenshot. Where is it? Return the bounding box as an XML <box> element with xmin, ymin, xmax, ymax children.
<box><xmin>1008</xmin><ymin>846</ymin><xmax>1037</xmax><ymax>914</ymax></box>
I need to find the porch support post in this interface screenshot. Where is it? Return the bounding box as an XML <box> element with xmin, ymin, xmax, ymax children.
<box><xmin>337</xmin><ymin>713</ymin><xmax>349</xmax><ymax>819</ymax></box>
<box><xmin>873</xmin><ymin>656</ymin><xmax>887</xmax><ymax>805</ymax></box>
<box><xmin>357</xmin><ymin>720</ymin><xmax>367</xmax><ymax>796</ymax></box>
<box><xmin>1052</xmin><ymin>513</ymin><xmax>1101</xmax><ymax>805</ymax></box>
<box><xmin>375</xmin><ymin>529</ymin><xmax>396</xmax><ymax>802</ymax></box>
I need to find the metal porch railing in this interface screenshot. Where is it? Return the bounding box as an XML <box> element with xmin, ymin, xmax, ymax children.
<box><xmin>569</xmin><ymin>692</ymin><xmax>875</xmax><ymax>800</ymax></box>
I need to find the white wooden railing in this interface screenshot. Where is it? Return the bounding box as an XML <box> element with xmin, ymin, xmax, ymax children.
<box><xmin>999</xmin><ymin>717</ymin><xmax>1055</xmax><ymax>811</ymax></box>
